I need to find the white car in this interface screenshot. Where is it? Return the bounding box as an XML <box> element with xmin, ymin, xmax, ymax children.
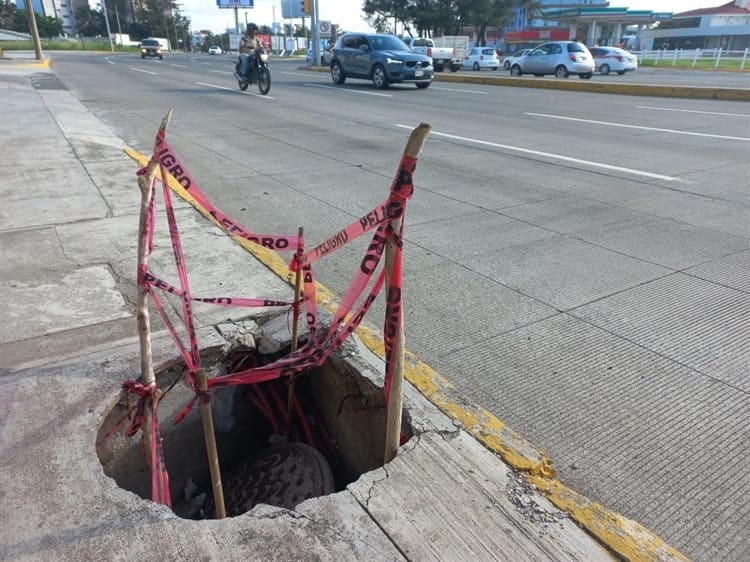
<box><xmin>503</xmin><ymin>49</ymin><xmax>531</xmax><ymax>70</ymax></box>
<box><xmin>208</xmin><ymin>46</ymin><xmax>222</xmax><ymax>55</ymax></box>
<box><xmin>589</xmin><ymin>46</ymin><xmax>638</xmax><ymax>75</ymax></box>
<box><xmin>462</xmin><ymin>47</ymin><xmax>499</xmax><ymax>71</ymax></box>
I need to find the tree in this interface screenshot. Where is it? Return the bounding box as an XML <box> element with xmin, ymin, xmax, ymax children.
<box><xmin>36</xmin><ymin>14</ymin><xmax>62</xmax><ymax>37</ymax></box>
<box><xmin>0</xmin><ymin>0</ymin><xmax>16</xmax><ymax>29</ymax></box>
<box><xmin>75</xmin><ymin>5</ymin><xmax>107</xmax><ymax>36</ymax></box>
<box><xmin>5</xmin><ymin>3</ymin><xmax>62</xmax><ymax>37</ymax></box>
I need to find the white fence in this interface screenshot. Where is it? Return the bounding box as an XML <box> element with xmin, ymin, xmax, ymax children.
<box><xmin>632</xmin><ymin>48</ymin><xmax>749</xmax><ymax>70</ymax></box>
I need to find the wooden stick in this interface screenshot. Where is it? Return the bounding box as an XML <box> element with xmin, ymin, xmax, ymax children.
<box><xmin>383</xmin><ymin>123</ymin><xmax>431</xmax><ymax>465</ymax></box>
<box><xmin>196</xmin><ymin>368</ymin><xmax>226</xmax><ymax>518</ymax></box>
<box><xmin>136</xmin><ymin>109</ymin><xmax>172</xmax><ymax>463</ymax></box>
<box><xmin>286</xmin><ymin>226</ymin><xmax>305</xmax><ymax>432</ymax></box>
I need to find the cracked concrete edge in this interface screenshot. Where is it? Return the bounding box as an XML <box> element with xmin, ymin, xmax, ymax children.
<box><xmin>124</xmin><ymin>147</ymin><xmax>689</xmax><ymax>562</ymax></box>
<box><xmin>526</xmin><ymin>475</ymin><xmax>689</xmax><ymax>562</ymax></box>
<box><xmin>300</xmin><ymin>64</ymin><xmax>750</xmax><ymax>101</ymax></box>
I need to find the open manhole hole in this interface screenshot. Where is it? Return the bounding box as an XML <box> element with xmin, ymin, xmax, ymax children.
<box><xmin>97</xmin><ymin>343</ymin><xmax>412</xmax><ymax>519</ymax></box>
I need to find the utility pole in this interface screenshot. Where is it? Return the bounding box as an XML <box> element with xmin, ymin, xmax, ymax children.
<box><xmin>114</xmin><ymin>2</ymin><xmax>123</xmax><ymax>50</ymax></box>
<box><xmin>311</xmin><ymin>0</ymin><xmax>319</xmax><ymax>65</ymax></box>
<box><xmin>100</xmin><ymin>0</ymin><xmax>115</xmax><ymax>52</ymax></box>
<box><xmin>23</xmin><ymin>0</ymin><xmax>43</xmax><ymax>60</ymax></box>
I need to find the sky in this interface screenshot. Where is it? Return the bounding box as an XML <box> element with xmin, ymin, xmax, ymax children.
<box><xmin>181</xmin><ymin>1</ymin><xmax>726</xmax><ymax>35</ymax></box>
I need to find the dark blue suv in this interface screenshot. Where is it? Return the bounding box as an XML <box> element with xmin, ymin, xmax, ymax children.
<box><xmin>330</xmin><ymin>33</ymin><xmax>433</xmax><ymax>89</ymax></box>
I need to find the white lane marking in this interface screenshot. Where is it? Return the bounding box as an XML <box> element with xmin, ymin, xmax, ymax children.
<box><xmin>431</xmin><ymin>86</ymin><xmax>488</xmax><ymax>95</ymax></box>
<box><xmin>196</xmin><ymin>81</ymin><xmax>275</xmax><ymax>99</ymax></box>
<box><xmin>280</xmin><ymin>70</ymin><xmax>320</xmax><ymax>77</ymax></box>
<box><xmin>106</xmin><ymin>59</ymin><xmax>115</xmax><ymax>65</ymax></box>
<box><xmin>170</xmin><ymin>63</ymin><xmax>188</xmax><ymax>68</ymax></box>
<box><xmin>525</xmin><ymin>112</ymin><xmax>750</xmax><ymax>142</ymax></box>
<box><xmin>129</xmin><ymin>67</ymin><xmax>158</xmax><ymax>75</ymax></box>
<box><xmin>209</xmin><ymin>69</ymin><xmax>233</xmax><ymax>75</ymax></box>
<box><xmin>637</xmin><ymin>105</ymin><xmax>750</xmax><ymax>118</ymax></box>
<box><xmin>305</xmin><ymin>83</ymin><xmax>393</xmax><ymax>97</ymax></box>
<box><xmin>395</xmin><ymin>124</ymin><xmax>680</xmax><ymax>182</ymax></box>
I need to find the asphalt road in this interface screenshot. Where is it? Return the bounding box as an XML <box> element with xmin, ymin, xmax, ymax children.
<box><xmin>49</xmin><ymin>51</ymin><xmax>749</xmax><ymax>561</ymax></box>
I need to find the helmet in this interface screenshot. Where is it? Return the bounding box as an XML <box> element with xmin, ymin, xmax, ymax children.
<box><xmin>247</xmin><ymin>23</ymin><xmax>258</xmax><ymax>32</ymax></box>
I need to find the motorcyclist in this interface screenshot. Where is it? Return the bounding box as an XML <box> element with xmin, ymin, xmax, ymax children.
<box><xmin>239</xmin><ymin>23</ymin><xmax>263</xmax><ymax>80</ymax></box>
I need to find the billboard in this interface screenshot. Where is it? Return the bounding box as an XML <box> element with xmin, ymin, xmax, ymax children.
<box><xmin>280</xmin><ymin>0</ymin><xmax>304</xmax><ymax>19</ymax></box>
<box><xmin>216</xmin><ymin>0</ymin><xmax>254</xmax><ymax>8</ymax></box>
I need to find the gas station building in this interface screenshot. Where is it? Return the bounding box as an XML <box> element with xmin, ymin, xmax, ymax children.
<box><xmin>503</xmin><ymin>5</ymin><xmax>672</xmax><ymax>51</ymax></box>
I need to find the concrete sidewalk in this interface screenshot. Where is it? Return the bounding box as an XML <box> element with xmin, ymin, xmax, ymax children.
<box><xmin>0</xmin><ymin>56</ymin><xmax>684</xmax><ymax>561</ymax></box>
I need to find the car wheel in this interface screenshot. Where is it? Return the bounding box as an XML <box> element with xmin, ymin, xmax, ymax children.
<box><xmin>579</xmin><ymin>72</ymin><xmax>593</xmax><ymax>79</ymax></box>
<box><xmin>331</xmin><ymin>61</ymin><xmax>346</xmax><ymax>84</ymax></box>
<box><xmin>450</xmin><ymin>63</ymin><xmax>460</xmax><ymax>72</ymax></box>
<box><xmin>555</xmin><ymin>65</ymin><xmax>569</xmax><ymax>78</ymax></box>
<box><xmin>617</xmin><ymin>70</ymin><xmax>626</xmax><ymax>75</ymax></box>
<box><xmin>504</xmin><ymin>61</ymin><xmax>510</xmax><ymax>70</ymax></box>
<box><xmin>372</xmin><ymin>64</ymin><xmax>388</xmax><ymax>89</ymax></box>
<box><xmin>159</xmin><ymin>55</ymin><xmax>163</xmax><ymax>60</ymax></box>
<box><xmin>141</xmin><ymin>54</ymin><xmax>145</xmax><ymax>59</ymax></box>
<box><xmin>473</xmin><ymin>62</ymin><xmax>480</xmax><ymax>71</ymax></box>
<box><xmin>510</xmin><ymin>64</ymin><xmax>522</xmax><ymax>77</ymax></box>
<box><xmin>434</xmin><ymin>63</ymin><xmax>444</xmax><ymax>72</ymax></box>
<box><xmin>600</xmin><ymin>64</ymin><xmax>610</xmax><ymax>75</ymax></box>
<box><xmin>416</xmin><ymin>81</ymin><xmax>431</xmax><ymax>89</ymax></box>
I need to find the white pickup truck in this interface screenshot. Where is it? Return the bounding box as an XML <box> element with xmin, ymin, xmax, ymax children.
<box><xmin>402</xmin><ymin>37</ymin><xmax>461</xmax><ymax>72</ymax></box>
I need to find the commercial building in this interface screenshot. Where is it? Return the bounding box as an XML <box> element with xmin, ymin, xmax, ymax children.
<box><xmin>642</xmin><ymin>0</ymin><xmax>750</xmax><ymax>50</ymax></box>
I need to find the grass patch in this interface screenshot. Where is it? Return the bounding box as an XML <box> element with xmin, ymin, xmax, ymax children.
<box><xmin>0</xmin><ymin>39</ymin><xmax>139</xmax><ymax>52</ymax></box>
<box><xmin>640</xmin><ymin>57</ymin><xmax>748</xmax><ymax>71</ymax></box>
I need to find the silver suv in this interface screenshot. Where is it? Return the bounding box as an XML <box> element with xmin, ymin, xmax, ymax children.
<box><xmin>510</xmin><ymin>41</ymin><xmax>594</xmax><ymax>79</ymax></box>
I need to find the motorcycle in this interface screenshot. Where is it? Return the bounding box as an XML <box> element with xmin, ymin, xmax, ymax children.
<box><xmin>233</xmin><ymin>49</ymin><xmax>271</xmax><ymax>95</ymax></box>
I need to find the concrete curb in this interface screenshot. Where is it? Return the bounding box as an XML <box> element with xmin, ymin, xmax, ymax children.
<box><xmin>0</xmin><ymin>57</ymin><xmax>50</xmax><ymax>68</ymax></box>
<box><xmin>300</xmin><ymin>64</ymin><xmax>750</xmax><ymax>101</ymax></box>
<box><xmin>125</xmin><ymin>147</ymin><xmax>688</xmax><ymax>561</ymax></box>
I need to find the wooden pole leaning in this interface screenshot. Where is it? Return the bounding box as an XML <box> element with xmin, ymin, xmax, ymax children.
<box><xmin>383</xmin><ymin>123</ymin><xmax>431</xmax><ymax>465</ymax></box>
<box><xmin>196</xmin><ymin>368</ymin><xmax>226</xmax><ymax>518</ymax></box>
<box><xmin>136</xmin><ymin>108</ymin><xmax>172</xmax><ymax>462</ymax></box>
<box><xmin>287</xmin><ymin>226</ymin><xmax>305</xmax><ymax>431</ymax></box>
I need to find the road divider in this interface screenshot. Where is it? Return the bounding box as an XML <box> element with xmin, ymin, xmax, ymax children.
<box><xmin>301</xmin><ymin>65</ymin><xmax>750</xmax><ymax>101</ymax></box>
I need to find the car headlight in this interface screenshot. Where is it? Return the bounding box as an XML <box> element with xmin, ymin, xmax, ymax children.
<box><xmin>386</xmin><ymin>58</ymin><xmax>404</xmax><ymax>65</ymax></box>
<box><xmin>140</xmin><ymin>48</ymin><xmax>146</xmax><ymax>52</ymax></box>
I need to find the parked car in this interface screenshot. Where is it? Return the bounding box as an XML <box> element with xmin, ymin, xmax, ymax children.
<box><xmin>208</xmin><ymin>45</ymin><xmax>222</xmax><ymax>55</ymax></box>
<box><xmin>140</xmin><ymin>38</ymin><xmax>163</xmax><ymax>60</ymax></box>
<box><xmin>462</xmin><ymin>47</ymin><xmax>499</xmax><ymax>71</ymax></box>
<box><xmin>307</xmin><ymin>43</ymin><xmax>334</xmax><ymax>65</ymax></box>
<box><xmin>589</xmin><ymin>46</ymin><xmax>638</xmax><ymax>75</ymax></box>
<box><xmin>322</xmin><ymin>44</ymin><xmax>334</xmax><ymax>65</ymax></box>
<box><xmin>502</xmin><ymin>49</ymin><xmax>531</xmax><ymax>70</ymax></box>
<box><xmin>330</xmin><ymin>33</ymin><xmax>434</xmax><ymax>89</ymax></box>
<box><xmin>510</xmin><ymin>41</ymin><xmax>594</xmax><ymax>79</ymax></box>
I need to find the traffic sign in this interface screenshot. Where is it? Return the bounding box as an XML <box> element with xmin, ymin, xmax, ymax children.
<box><xmin>318</xmin><ymin>20</ymin><xmax>331</xmax><ymax>38</ymax></box>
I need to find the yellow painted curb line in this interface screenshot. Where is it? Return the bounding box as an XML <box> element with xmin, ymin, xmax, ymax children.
<box><xmin>125</xmin><ymin>146</ymin><xmax>688</xmax><ymax>561</ymax></box>
<box><xmin>300</xmin><ymin>64</ymin><xmax>750</xmax><ymax>101</ymax></box>
<box><xmin>5</xmin><ymin>58</ymin><xmax>51</xmax><ymax>69</ymax></box>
